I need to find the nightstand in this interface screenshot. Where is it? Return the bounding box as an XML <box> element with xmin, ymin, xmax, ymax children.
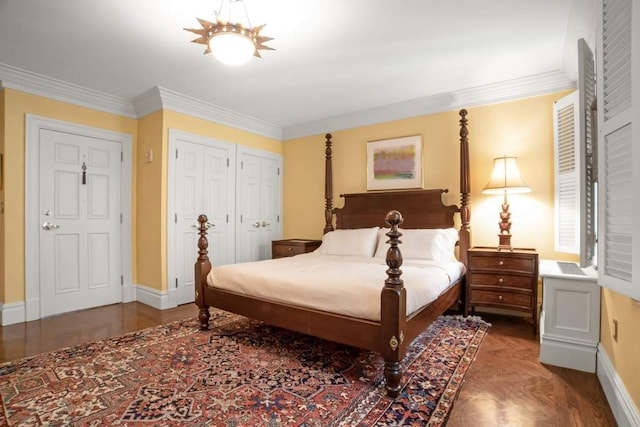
<box><xmin>467</xmin><ymin>246</ymin><xmax>539</xmax><ymax>334</ymax></box>
<box><xmin>272</xmin><ymin>239</ymin><xmax>321</xmax><ymax>259</ymax></box>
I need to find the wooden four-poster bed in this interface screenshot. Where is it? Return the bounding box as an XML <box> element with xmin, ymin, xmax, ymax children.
<box><xmin>194</xmin><ymin>109</ymin><xmax>471</xmax><ymax>398</ymax></box>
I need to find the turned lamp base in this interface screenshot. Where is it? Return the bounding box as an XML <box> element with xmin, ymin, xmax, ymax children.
<box><xmin>497</xmin><ymin>233</ymin><xmax>513</xmax><ymax>251</ymax></box>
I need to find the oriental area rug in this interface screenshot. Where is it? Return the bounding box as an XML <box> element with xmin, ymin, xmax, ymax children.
<box><xmin>0</xmin><ymin>312</ymin><xmax>489</xmax><ymax>426</ymax></box>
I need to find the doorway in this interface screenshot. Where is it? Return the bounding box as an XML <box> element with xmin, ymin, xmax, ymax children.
<box><xmin>25</xmin><ymin>116</ymin><xmax>132</xmax><ymax>321</ymax></box>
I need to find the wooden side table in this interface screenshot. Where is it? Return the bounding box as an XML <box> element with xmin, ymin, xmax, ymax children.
<box><xmin>272</xmin><ymin>239</ymin><xmax>321</xmax><ymax>259</ymax></box>
<box><xmin>467</xmin><ymin>246</ymin><xmax>539</xmax><ymax>333</ymax></box>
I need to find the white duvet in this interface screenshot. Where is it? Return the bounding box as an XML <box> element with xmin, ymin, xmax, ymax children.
<box><xmin>207</xmin><ymin>253</ymin><xmax>464</xmax><ymax>321</ymax></box>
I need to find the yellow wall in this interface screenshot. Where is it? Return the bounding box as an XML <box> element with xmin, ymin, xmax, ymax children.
<box><xmin>135</xmin><ymin>109</ymin><xmax>282</xmax><ymax>292</ymax></box>
<box><xmin>136</xmin><ymin>111</ymin><xmax>165</xmax><ymax>291</ymax></box>
<box><xmin>283</xmin><ymin>92</ymin><xmax>575</xmax><ymax>261</ymax></box>
<box><xmin>601</xmin><ymin>290</ymin><xmax>640</xmax><ymax>408</ymax></box>
<box><xmin>0</xmin><ymin>89</ymin><xmax>283</xmax><ymax>299</ymax></box>
<box><xmin>164</xmin><ymin>111</ymin><xmax>282</xmax><ymax>154</ymax></box>
<box><xmin>0</xmin><ymin>88</ymin><xmax>138</xmax><ymax>303</ymax></box>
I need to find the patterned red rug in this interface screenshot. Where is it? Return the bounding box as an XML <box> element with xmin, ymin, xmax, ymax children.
<box><xmin>0</xmin><ymin>311</ymin><xmax>488</xmax><ymax>426</ymax></box>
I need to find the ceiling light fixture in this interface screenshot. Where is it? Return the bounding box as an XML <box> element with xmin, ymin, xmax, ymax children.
<box><xmin>184</xmin><ymin>0</ymin><xmax>274</xmax><ymax>66</ymax></box>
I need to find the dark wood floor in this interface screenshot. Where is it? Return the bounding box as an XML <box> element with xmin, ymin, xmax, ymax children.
<box><xmin>0</xmin><ymin>303</ymin><xmax>616</xmax><ymax>426</ymax></box>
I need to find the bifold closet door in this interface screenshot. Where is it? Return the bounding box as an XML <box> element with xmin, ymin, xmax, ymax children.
<box><xmin>236</xmin><ymin>148</ymin><xmax>282</xmax><ymax>263</ymax></box>
<box><xmin>172</xmin><ymin>133</ymin><xmax>235</xmax><ymax>306</ymax></box>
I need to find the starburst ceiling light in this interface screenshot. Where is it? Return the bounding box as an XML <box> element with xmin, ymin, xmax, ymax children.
<box><xmin>184</xmin><ymin>0</ymin><xmax>274</xmax><ymax>66</ymax></box>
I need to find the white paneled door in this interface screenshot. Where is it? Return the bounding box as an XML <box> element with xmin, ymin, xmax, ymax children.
<box><xmin>171</xmin><ymin>132</ymin><xmax>235</xmax><ymax>306</ymax></box>
<box><xmin>236</xmin><ymin>148</ymin><xmax>282</xmax><ymax>263</ymax></box>
<box><xmin>39</xmin><ymin>129</ymin><xmax>122</xmax><ymax>317</ymax></box>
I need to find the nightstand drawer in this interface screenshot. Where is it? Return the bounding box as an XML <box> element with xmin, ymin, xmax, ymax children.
<box><xmin>469</xmin><ymin>273</ymin><xmax>533</xmax><ymax>290</ymax></box>
<box><xmin>469</xmin><ymin>255</ymin><xmax>536</xmax><ymax>274</ymax></box>
<box><xmin>273</xmin><ymin>244</ymin><xmax>307</xmax><ymax>257</ymax></box>
<box><xmin>272</xmin><ymin>239</ymin><xmax>321</xmax><ymax>259</ymax></box>
<box><xmin>470</xmin><ymin>290</ymin><xmax>532</xmax><ymax>309</ymax></box>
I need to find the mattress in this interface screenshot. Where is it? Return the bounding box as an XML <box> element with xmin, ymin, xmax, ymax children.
<box><xmin>207</xmin><ymin>253</ymin><xmax>464</xmax><ymax>321</ymax></box>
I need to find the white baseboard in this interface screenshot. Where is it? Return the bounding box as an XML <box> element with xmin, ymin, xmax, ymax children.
<box><xmin>2</xmin><ymin>286</ymin><xmax>174</xmax><ymax>325</ymax></box>
<box><xmin>540</xmin><ymin>334</ymin><xmax>597</xmax><ymax>373</ymax></box>
<box><xmin>597</xmin><ymin>344</ymin><xmax>640</xmax><ymax>427</ymax></box>
<box><xmin>134</xmin><ymin>284</ymin><xmax>171</xmax><ymax>310</ymax></box>
<box><xmin>0</xmin><ymin>301</ymin><xmax>26</xmax><ymax>325</ymax></box>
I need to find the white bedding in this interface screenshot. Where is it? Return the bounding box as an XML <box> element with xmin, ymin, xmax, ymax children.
<box><xmin>207</xmin><ymin>252</ymin><xmax>464</xmax><ymax>322</ymax></box>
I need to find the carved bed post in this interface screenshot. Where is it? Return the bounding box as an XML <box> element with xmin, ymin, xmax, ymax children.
<box><xmin>380</xmin><ymin>210</ymin><xmax>406</xmax><ymax>398</ymax></box>
<box><xmin>195</xmin><ymin>214</ymin><xmax>211</xmax><ymax>330</ymax></box>
<box><xmin>323</xmin><ymin>133</ymin><xmax>334</xmax><ymax>234</ymax></box>
<box><xmin>458</xmin><ymin>109</ymin><xmax>471</xmax><ymax>267</ymax></box>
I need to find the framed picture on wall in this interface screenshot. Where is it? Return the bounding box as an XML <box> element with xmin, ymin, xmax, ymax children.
<box><xmin>366</xmin><ymin>135</ymin><xmax>422</xmax><ymax>190</ymax></box>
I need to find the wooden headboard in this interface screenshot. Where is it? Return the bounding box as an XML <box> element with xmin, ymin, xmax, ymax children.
<box><xmin>334</xmin><ymin>189</ymin><xmax>457</xmax><ymax>229</ymax></box>
<box><xmin>323</xmin><ymin>109</ymin><xmax>471</xmax><ymax>265</ymax></box>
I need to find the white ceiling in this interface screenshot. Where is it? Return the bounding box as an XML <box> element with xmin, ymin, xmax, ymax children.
<box><xmin>0</xmin><ymin>0</ymin><xmax>589</xmax><ymax>139</ymax></box>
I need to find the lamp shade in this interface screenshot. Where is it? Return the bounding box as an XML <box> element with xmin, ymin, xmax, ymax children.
<box><xmin>210</xmin><ymin>32</ymin><xmax>256</xmax><ymax>66</ymax></box>
<box><xmin>482</xmin><ymin>156</ymin><xmax>531</xmax><ymax>195</ymax></box>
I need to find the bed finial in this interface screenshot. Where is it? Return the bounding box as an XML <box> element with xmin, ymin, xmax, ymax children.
<box><xmin>324</xmin><ymin>133</ymin><xmax>334</xmax><ymax>234</ymax></box>
<box><xmin>384</xmin><ymin>210</ymin><xmax>404</xmax><ymax>273</ymax></box>
<box><xmin>459</xmin><ymin>109</ymin><xmax>471</xmax><ymax>267</ymax></box>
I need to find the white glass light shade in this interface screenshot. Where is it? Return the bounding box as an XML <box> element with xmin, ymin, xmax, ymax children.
<box><xmin>482</xmin><ymin>156</ymin><xmax>531</xmax><ymax>194</ymax></box>
<box><xmin>210</xmin><ymin>32</ymin><xmax>255</xmax><ymax>66</ymax></box>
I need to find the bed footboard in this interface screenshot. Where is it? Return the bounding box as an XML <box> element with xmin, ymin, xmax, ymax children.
<box><xmin>195</xmin><ymin>214</ymin><xmax>212</xmax><ymax>330</ymax></box>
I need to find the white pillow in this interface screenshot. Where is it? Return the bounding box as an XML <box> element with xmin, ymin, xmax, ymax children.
<box><xmin>374</xmin><ymin>228</ymin><xmax>458</xmax><ymax>261</ymax></box>
<box><xmin>316</xmin><ymin>227</ymin><xmax>380</xmax><ymax>257</ymax></box>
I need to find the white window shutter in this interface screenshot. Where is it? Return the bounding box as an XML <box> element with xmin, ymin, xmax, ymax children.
<box><xmin>553</xmin><ymin>91</ymin><xmax>580</xmax><ymax>254</ymax></box>
<box><xmin>597</xmin><ymin>0</ymin><xmax>639</xmax><ymax>299</ymax></box>
<box><xmin>578</xmin><ymin>38</ymin><xmax>597</xmax><ymax>267</ymax></box>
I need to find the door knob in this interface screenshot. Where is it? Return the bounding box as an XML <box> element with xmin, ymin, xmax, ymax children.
<box><xmin>42</xmin><ymin>222</ymin><xmax>60</xmax><ymax>230</ymax></box>
<box><xmin>192</xmin><ymin>222</ymin><xmax>215</xmax><ymax>229</ymax></box>
<box><xmin>252</xmin><ymin>222</ymin><xmax>261</xmax><ymax>228</ymax></box>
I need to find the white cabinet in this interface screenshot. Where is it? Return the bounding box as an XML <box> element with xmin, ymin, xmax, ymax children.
<box><xmin>539</xmin><ymin>260</ymin><xmax>601</xmax><ymax>373</ymax></box>
<box><xmin>236</xmin><ymin>146</ymin><xmax>282</xmax><ymax>262</ymax></box>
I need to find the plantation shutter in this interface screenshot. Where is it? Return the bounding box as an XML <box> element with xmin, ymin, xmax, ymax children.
<box><xmin>596</xmin><ymin>0</ymin><xmax>639</xmax><ymax>299</ymax></box>
<box><xmin>578</xmin><ymin>38</ymin><xmax>597</xmax><ymax>267</ymax></box>
<box><xmin>553</xmin><ymin>91</ymin><xmax>580</xmax><ymax>254</ymax></box>
<box><xmin>553</xmin><ymin>39</ymin><xmax>596</xmax><ymax>262</ymax></box>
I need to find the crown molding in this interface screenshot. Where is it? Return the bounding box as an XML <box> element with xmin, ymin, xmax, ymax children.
<box><xmin>1</xmin><ymin>62</ymin><xmax>574</xmax><ymax>142</ymax></box>
<box><xmin>152</xmin><ymin>87</ymin><xmax>283</xmax><ymax>140</ymax></box>
<box><xmin>0</xmin><ymin>63</ymin><xmax>283</xmax><ymax>139</ymax></box>
<box><xmin>0</xmin><ymin>63</ymin><xmax>136</xmax><ymax>118</ymax></box>
<box><xmin>282</xmin><ymin>70</ymin><xmax>576</xmax><ymax>140</ymax></box>
<box><xmin>131</xmin><ymin>86</ymin><xmax>164</xmax><ymax>118</ymax></box>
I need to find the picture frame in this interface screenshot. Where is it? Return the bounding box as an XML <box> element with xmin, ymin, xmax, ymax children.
<box><xmin>366</xmin><ymin>135</ymin><xmax>422</xmax><ymax>191</ymax></box>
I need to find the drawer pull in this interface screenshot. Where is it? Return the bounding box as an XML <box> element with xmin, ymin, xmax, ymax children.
<box><xmin>498</xmin><ymin>295</ymin><xmax>503</xmax><ymax>301</ymax></box>
<box><xmin>288</xmin><ymin>247</ymin><xmax>293</xmax><ymax>251</ymax></box>
<box><xmin>498</xmin><ymin>278</ymin><xmax>504</xmax><ymax>283</ymax></box>
<box><xmin>498</xmin><ymin>260</ymin><xmax>504</xmax><ymax>266</ymax></box>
